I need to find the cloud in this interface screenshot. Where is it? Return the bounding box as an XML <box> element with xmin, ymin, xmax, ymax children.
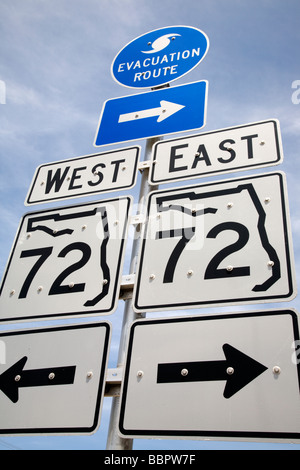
<box><xmin>8</xmin><ymin>82</ymin><xmax>43</xmax><ymax>107</ymax></box>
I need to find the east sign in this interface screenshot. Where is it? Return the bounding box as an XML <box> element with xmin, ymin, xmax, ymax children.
<box><xmin>111</xmin><ymin>25</ymin><xmax>209</xmax><ymax>89</ymax></box>
<box><xmin>149</xmin><ymin>119</ymin><xmax>283</xmax><ymax>185</ymax></box>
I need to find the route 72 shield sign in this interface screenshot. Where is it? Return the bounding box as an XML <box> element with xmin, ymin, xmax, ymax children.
<box><xmin>133</xmin><ymin>172</ymin><xmax>296</xmax><ymax>312</ymax></box>
<box><xmin>0</xmin><ymin>196</ymin><xmax>132</xmax><ymax>322</ymax></box>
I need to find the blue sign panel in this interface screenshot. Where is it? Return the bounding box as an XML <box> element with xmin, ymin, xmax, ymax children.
<box><xmin>94</xmin><ymin>80</ymin><xmax>208</xmax><ymax>147</ymax></box>
<box><xmin>111</xmin><ymin>25</ymin><xmax>209</xmax><ymax>89</ymax></box>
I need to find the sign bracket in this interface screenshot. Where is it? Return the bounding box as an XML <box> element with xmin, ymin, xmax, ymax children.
<box><xmin>104</xmin><ymin>368</ymin><xmax>123</xmax><ymax>398</ymax></box>
<box><xmin>138</xmin><ymin>160</ymin><xmax>151</xmax><ymax>172</ymax></box>
<box><xmin>119</xmin><ymin>274</ymin><xmax>135</xmax><ymax>301</ymax></box>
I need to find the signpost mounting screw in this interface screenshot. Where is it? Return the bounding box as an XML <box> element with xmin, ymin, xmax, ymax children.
<box><xmin>10</xmin><ymin>289</ymin><xmax>16</xmax><ymax>296</ymax></box>
<box><xmin>103</xmin><ymin>279</ymin><xmax>108</xmax><ymax>285</ymax></box>
<box><xmin>260</xmin><ymin>140</ymin><xmax>265</xmax><ymax>145</ymax></box>
<box><xmin>264</xmin><ymin>197</ymin><xmax>271</xmax><ymax>203</ymax></box>
<box><xmin>87</xmin><ymin>371</ymin><xmax>93</xmax><ymax>379</ymax></box>
<box><xmin>48</xmin><ymin>372</ymin><xmax>55</xmax><ymax>380</ymax></box>
<box><xmin>226</xmin><ymin>367</ymin><xmax>234</xmax><ymax>375</ymax></box>
<box><xmin>226</xmin><ymin>265</ymin><xmax>233</xmax><ymax>272</ymax></box>
<box><xmin>15</xmin><ymin>375</ymin><xmax>21</xmax><ymax>382</ymax></box>
<box><xmin>149</xmin><ymin>274</ymin><xmax>156</xmax><ymax>280</ymax></box>
<box><xmin>273</xmin><ymin>366</ymin><xmax>281</xmax><ymax>375</ymax></box>
<box><xmin>227</xmin><ymin>202</ymin><xmax>234</xmax><ymax>208</ymax></box>
<box><xmin>181</xmin><ymin>368</ymin><xmax>189</xmax><ymax>377</ymax></box>
<box><xmin>267</xmin><ymin>260</ymin><xmax>274</xmax><ymax>267</ymax></box>
<box><xmin>137</xmin><ymin>370</ymin><xmax>144</xmax><ymax>378</ymax></box>
<box><xmin>187</xmin><ymin>270</ymin><xmax>193</xmax><ymax>276</ymax></box>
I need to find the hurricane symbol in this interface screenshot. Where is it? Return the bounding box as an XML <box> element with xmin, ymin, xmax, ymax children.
<box><xmin>141</xmin><ymin>33</ymin><xmax>181</xmax><ymax>54</ymax></box>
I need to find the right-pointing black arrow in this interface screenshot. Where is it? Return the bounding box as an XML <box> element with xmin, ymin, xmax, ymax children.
<box><xmin>157</xmin><ymin>343</ymin><xmax>268</xmax><ymax>399</ymax></box>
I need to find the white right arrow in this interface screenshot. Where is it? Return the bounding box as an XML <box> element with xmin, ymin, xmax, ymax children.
<box><xmin>118</xmin><ymin>100</ymin><xmax>185</xmax><ymax>124</ymax></box>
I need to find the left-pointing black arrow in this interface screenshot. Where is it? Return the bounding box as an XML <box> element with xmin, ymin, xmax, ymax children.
<box><xmin>0</xmin><ymin>356</ymin><xmax>76</xmax><ymax>403</ymax></box>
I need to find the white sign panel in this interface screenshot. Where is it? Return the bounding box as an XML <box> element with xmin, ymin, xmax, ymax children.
<box><xmin>134</xmin><ymin>172</ymin><xmax>296</xmax><ymax>312</ymax></box>
<box><xmin>0</xmin><ymin>322</ymin><xmax>110</xmax><ymax>434</ymax></box>
<box><xmin>149</xmin><ymin>120</ymin><xmax>283</xmax><ymax>185</ymax></box>
<box><xmin>25</xmin><ymin>146</ymin><xmax>140</xmax><ymax>205</ymax></box>
<box><xmin>0</xmin><ymin>197</ymin><xmax>132</xmax><ymax>322</ymax></box>
<box><xmin>119</xmin><ymin>310</ymin><xmax>300</xmax><ymax>442</ymax></box>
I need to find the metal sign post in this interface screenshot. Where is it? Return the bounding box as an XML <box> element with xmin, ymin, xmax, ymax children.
<box><xmin>106</xmin><ymin>137</ymin><xmax>159</xmax><ymax>450</ymax></box>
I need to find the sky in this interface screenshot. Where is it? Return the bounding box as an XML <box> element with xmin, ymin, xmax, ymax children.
<box><xmin>0</xmin><ymin>0</ymin><xmax>300</xmax><ymax>450</ymax></box>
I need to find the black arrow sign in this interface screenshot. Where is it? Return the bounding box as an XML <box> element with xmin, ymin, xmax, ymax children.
<box><xmin>157</xmin><ymin>343</ymin><xmax>267</xmax><ymax>398</ymax></box>
<box><xmin>0</xmin><ymin>356</ymin><xmax>76</xmax><ymax>403</ymax></box>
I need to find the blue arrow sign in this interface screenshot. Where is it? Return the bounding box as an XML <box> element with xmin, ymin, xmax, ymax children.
<box><xmin>111</xmin><ymin>25</ymin><xmax>209</xmax><ymax>89</ymax></box>
<box><xmin>94</xmin><ymin>80</ymin><xmax>208</xmax><ymax>147</ymax></box>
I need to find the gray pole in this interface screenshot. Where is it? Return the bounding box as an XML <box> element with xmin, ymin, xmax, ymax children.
<box><xmin>106</xmin><ymin>137</ymin><xmax>159</xmax><ymax>450</ymax></box>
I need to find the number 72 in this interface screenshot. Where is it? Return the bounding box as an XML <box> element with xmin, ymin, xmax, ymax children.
<box><xmin>155</xmin><ymin>213</ymin><xmax>279</xmax><ymax>292</ymax></box>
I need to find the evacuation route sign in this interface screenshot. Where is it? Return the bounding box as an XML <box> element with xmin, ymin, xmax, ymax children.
<box><xmin>0</xmin><ymin>322</ymin><xmax>110</xmax><ymax>434</ymax></box>
<box><xmin>119</xmin><ymin>310</ymin><xmax>300</xmax><ymax>442</ymax></box>
<box><xmin>111</xmin><ymin>25</ymin><xmax>209</xmax><ymax>89</ymax></box>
